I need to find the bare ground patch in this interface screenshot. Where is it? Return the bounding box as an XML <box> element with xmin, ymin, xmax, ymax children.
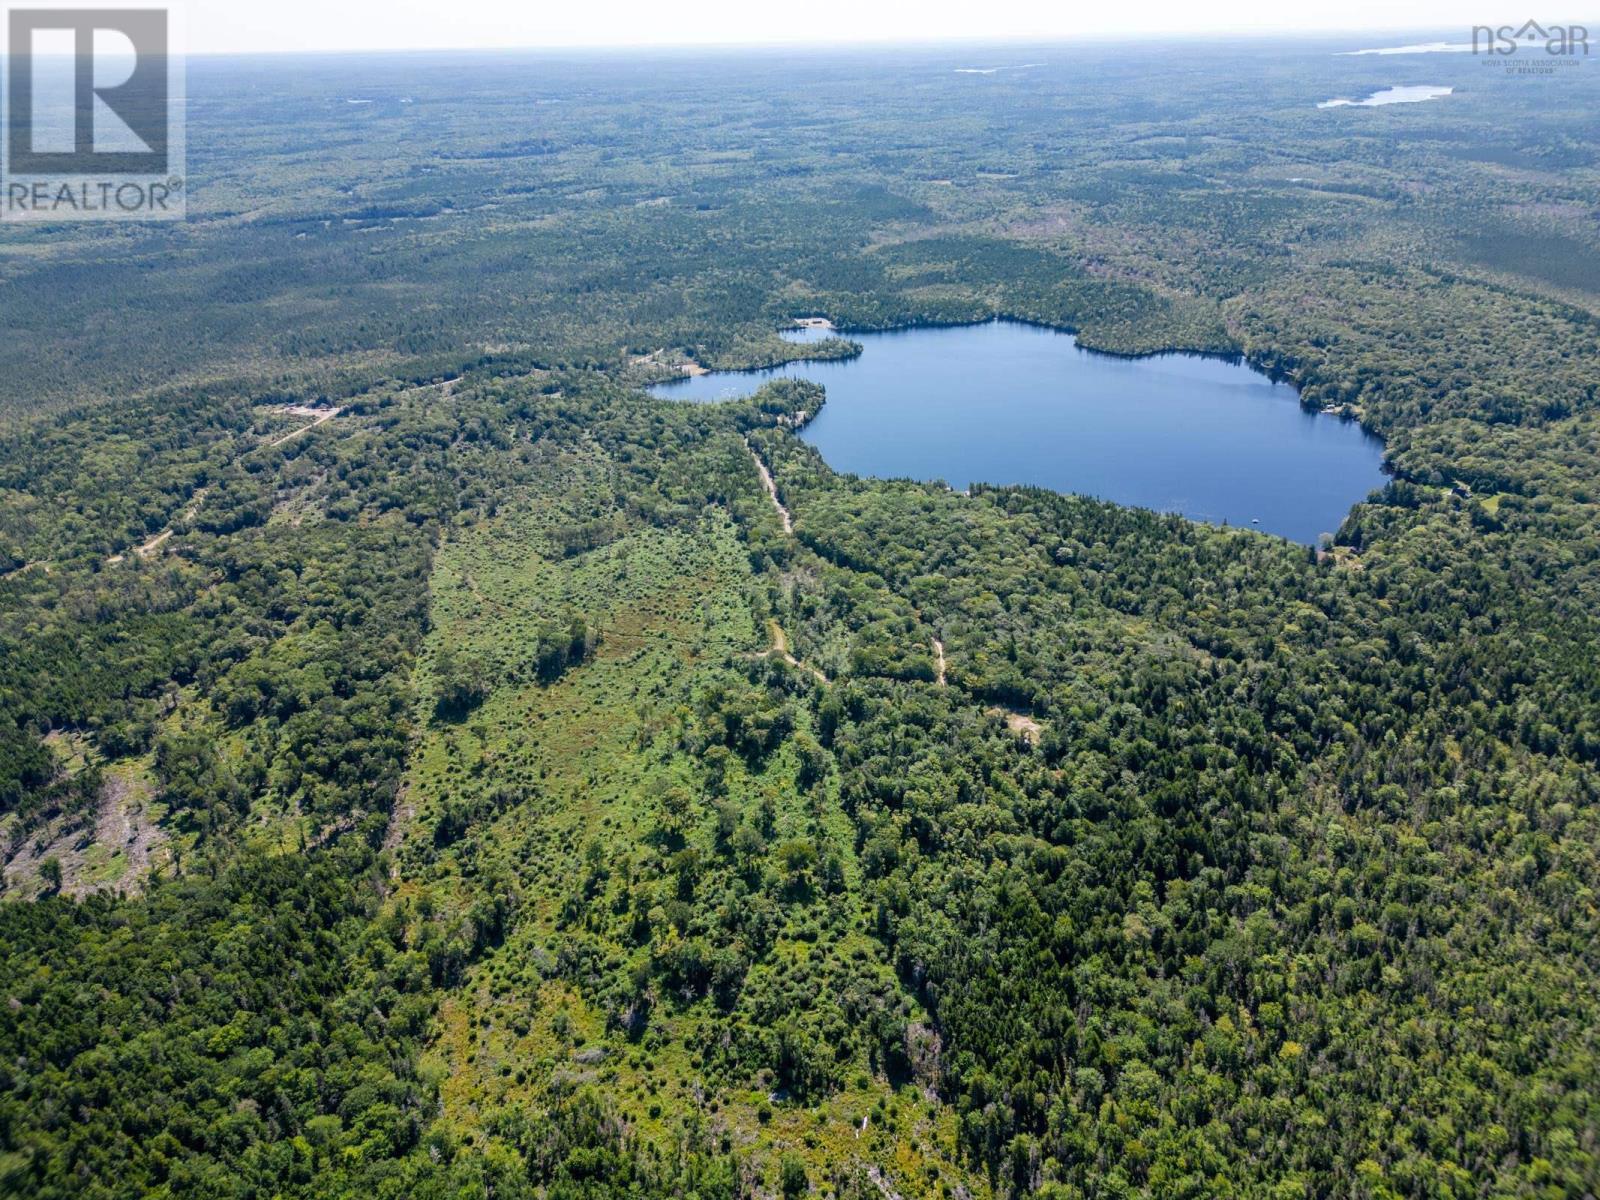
<box><xmin>988</xmin><ymin>706</ymin><xmax>1042</xmax><ymax>746</ymax></box>
<box><xmin>3</xmin><ymin>766</ymin><xmax>166</xmax><ymax>898</ymax></box>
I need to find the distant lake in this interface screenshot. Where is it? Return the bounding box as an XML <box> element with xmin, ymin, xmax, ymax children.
<box><xmin>650</xmin><ymin>320</ymin><xmax>1387</xmax><ymax>544</ymax></box>
<box><xmin>1318</xmin><ymin>85</ymin><xmax>1454</xmax><ymax>108</ymax></box>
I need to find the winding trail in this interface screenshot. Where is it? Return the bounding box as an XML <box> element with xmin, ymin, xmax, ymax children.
<box><xmin>743</xmin><ymin>432</ymin><xmax>1020</xmax><ymax>737</ymax></box>
<box><xmin>743</xmin><ymin>438</ymin><xmax>824</xmax><ymax>680</ymax></box>
<box><xmin>745</xmin><ymin>438</ymin><xmax>793</xmax><ymax>534</ymax></box>
<box><xmin>107</xmin><ymin>488</ymin><xmax>210</xmax><ymax>565</ymax></box>
<box><xmin>135</xmin><ymin>528</ymin><xmax>174</xmax><ymax>558</ymax></box>
<box><xmin>743</xmin><ymin>434</ymin><xmax>937</xmax><ymax>689</ymax></box>
<box><xmin>110</xmin><ymin>407</ymin><xmax>341</xmax><ymax>568</ymax></box>
<box><xmin>268</xmin><ymin>405</ymin><xmax>341</xmax><ymax>448</ymax></box>
<box><xmin>764</xmin><ymin>619</ymin><xmax>828</xmax><ymax>684</ymax></box>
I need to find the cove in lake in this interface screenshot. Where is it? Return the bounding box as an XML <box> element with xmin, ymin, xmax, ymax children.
<box><xmin>649</xmin><ymin>320</ymin><xmax>1387</xmax><ymax>544</ymax></box>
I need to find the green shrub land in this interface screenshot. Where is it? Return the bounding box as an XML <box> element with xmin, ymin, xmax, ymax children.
<box><xmin>2</xmin><ymin>39</ymin><xmax>1599</xmax><ymax>1200</ymax></box>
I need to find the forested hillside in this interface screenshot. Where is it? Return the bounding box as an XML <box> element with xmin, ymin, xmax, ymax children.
<box><xmin>2</xmin><ymin>36</ymin><xmax>1598</xmax><ymax>1200</ymax></box>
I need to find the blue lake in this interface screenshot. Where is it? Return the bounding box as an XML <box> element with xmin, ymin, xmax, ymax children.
<box><xmin>650</xmin><ymin>320</ymin><xmax>1387</xmax><ymax>544</ymax></box>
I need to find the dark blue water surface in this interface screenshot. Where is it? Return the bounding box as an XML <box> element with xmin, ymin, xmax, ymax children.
<box><xmin>650</xmin><ymin>321</ymin><xmax>1386</xmax><ymax>543</ymax></box>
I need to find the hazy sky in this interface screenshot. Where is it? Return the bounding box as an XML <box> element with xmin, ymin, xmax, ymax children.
<box><xmin>188</xmin><ymin>0</ymin><xmax>1546</xmax><ymax>54</ymax></box>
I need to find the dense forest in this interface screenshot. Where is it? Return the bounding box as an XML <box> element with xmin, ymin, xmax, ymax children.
<box><xmin>2</xmin><ymin>34</ymin><xmax>1599</xmax><ymax>1200</ymax></box>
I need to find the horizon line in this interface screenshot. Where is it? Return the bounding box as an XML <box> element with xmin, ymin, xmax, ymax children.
<box><xmin>174</xmin><ymin>22</ymin><xmax>1526</xmax><ymax>59</ymax></box>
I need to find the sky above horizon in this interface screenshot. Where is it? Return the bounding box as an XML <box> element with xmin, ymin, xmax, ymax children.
<box><xmin>184</xmin><ymin>0</ymin><xmax>1545</xmax><ymax>54</ymax></box>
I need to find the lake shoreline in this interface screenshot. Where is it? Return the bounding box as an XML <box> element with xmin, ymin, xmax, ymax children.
<box><xmin>651</xmin><ymin>319</ymin><xmax>1389</xmax><ymax>544</ymax></box>
<box><xmin>768</xmin><ymin>312</ymin><xmax>1373</xmax><ymax>433</ymax></box>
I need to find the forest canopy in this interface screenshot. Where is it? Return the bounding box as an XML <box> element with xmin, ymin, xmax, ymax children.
<box><xmin>2</xmin><ymin>36</ymin><xmax>1599</xmax><ymax>1200</ymax></box>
